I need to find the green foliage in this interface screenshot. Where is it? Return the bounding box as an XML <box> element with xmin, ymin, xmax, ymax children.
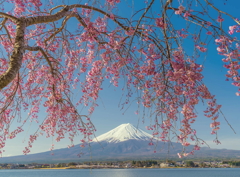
<box><xmin>68</xmin><ymin>162</ymin><xmax>77</xmax><ymax>166</ymax></box>
<box><xmin>185</xmin><ymin>161</ymin><xmax>195</xmax><ymax>167</ymax></box>
<box><xmin>199</xmin><ymin>162</ymin><xmax>206</xmax><ymax>167</ymax></box>
<box><xmin>131</xmin><ymin>160</ymin><xmax>158</xmax><ymax>167</ymax></box>
<box><xmin>223</xmin><ymin>161</ymin><xmax>240</xmax><ymax>166</ymax></box>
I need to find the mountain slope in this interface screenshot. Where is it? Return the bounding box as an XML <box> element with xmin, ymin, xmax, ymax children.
<box><xmin>92</xmin><ymin>123</ymin><xmax>153</xmax><ymax>143</ymax></box>
<box><xmin>1</xmin><ymin>123</ymin><xmax>240</xmax><ymax>163</ymax></box>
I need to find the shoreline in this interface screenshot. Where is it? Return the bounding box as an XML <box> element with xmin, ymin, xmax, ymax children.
<box><xmin>30</xmin><ymin>167</ymin><xmax>235</xmax><ymax>170</ymax></box>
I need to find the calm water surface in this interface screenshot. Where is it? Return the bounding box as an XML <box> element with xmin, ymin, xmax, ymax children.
<box><xmin>0</xmin><ymin>168</ymin><xmax>240</xmax><ymax>177</ymax></box>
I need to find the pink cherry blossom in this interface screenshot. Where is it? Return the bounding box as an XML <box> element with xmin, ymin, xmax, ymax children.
<box><xmin>0</xmin><ymin>0</ymin><xmax>235</xmax><ymax>159</ymax></box>
<box><xmin>217</xmin><ymin>16</ymin><xmax>224</xmax><ymax>22</ymax></box>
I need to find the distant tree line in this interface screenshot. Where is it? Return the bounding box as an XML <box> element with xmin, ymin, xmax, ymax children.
<box><xmin>222</xmin><ymin>161</ymin><xmax>240</xmax><ymax>166</ymax></box>
<box><xmin>132</xmin><ymin>160</ymin><xmax>158</xmax><ymax>167</ymax></box>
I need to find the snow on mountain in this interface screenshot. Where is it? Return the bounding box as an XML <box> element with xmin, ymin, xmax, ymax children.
<box><xmin>92</xmin><ymin>123</ymin><xmax>153</xmax><ymax>143</ymax></box>
<box><xmin>2</xmin><ymin>123</ymin><xmax>240</xmax><ymax>163</ymax></box>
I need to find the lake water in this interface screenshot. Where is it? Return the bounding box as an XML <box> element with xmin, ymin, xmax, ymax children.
<box><xmin>0</xmin><ymin>168</ymin><xmax>240</xmax><ymax>177</ymax></box>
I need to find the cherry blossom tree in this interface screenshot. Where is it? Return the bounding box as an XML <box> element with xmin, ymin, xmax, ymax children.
<box><xmin>0</xmin><ymin>0</ymin><xmax>239</xmax><ymax>157</ymax></box>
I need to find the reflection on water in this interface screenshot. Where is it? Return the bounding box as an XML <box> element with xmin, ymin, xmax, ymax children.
<box><xmin>0</xmin><ymin>168</ymin><xmax>240</xmax><ymax>177</ymax></box>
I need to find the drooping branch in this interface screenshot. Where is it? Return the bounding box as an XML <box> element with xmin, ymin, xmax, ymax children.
<box><xmin>48</xmin><ymin>4</ymin><xmax>129</xmax><ymax>30</ymax></box>
<box><xmin>24</xmin><ymin>45</ymin><xmax>60</xmax><ymax>100</ymax></box>
<box><xmin>204</xmin><ymin>0</ymin><xmax>240</xmax><ymax>25</ymax></box>
<box><xmin>0</xmin><ymin>0</ymin><xmax>235</xmax><ymax>157</ymax></box>
<box><xmin>0</xmin><ymin>6</ymin><xmax>87</xmax><ymax>90</ymax></box>
<box><xmin>0</xmin><ymin>4</ymin><xmax>131</xmax><ymax>90</ymax></box>
<box><xmin>44</xmin><ymin>15</ymin><xmax>72</xmax><ymax>45</ymax></box>
<box><xmin>0</xmin><ymin>7</ymin><xmax>71</xmax><ymax>89</ymax></box>
<box><xmin>24</xmin><ymin>45</ymin><xmax>55</xmax><ymax>75</ymax></box>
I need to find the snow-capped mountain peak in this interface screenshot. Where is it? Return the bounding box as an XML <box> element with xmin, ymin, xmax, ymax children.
<box><xmin>92</xmin><ymin>123</ymin><xmax>153</xmax><ymax>143</ymax></box>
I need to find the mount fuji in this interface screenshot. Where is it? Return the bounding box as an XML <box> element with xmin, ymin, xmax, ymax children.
<box><xmin>92</xmin><ymin>123</ymin><xmax>153</xmax><ymax>143</ymax></box>
<box><xmin>1</xmin><ymin>123</ymin><xmax>240</xmax><ymax>163</ymax></box>
<box><xmin>0</xmin><ymin>123</ymin><xmax>166</xmax><ymax>163</ymax></box>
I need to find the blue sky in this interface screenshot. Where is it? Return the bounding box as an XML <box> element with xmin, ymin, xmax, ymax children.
<box><xmin>2</xmin><ymin>0</ymin><xmax>240</xmax><ymax>157</ymax></box>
